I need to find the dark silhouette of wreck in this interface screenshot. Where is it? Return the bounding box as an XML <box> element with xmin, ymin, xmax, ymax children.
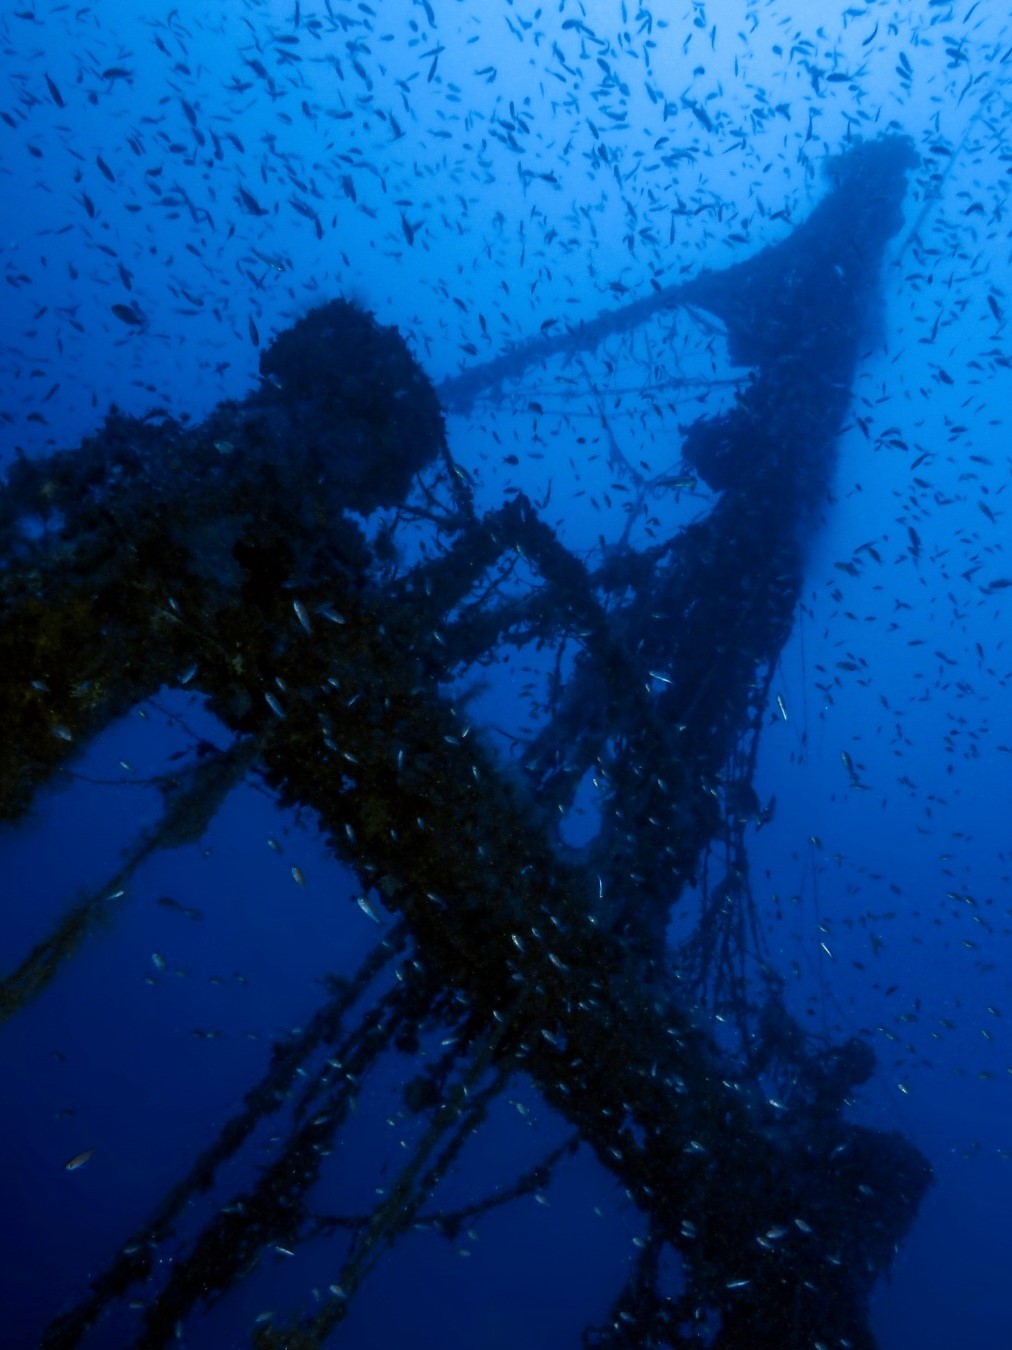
<box><xmin>0</xmin><ymin>134</ymin><xmax>930</xmax><ymax>1349</ymax></box>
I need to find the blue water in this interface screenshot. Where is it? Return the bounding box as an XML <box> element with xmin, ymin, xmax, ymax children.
<box><xmin>2</xmin><ymin>2</ymin><xmax>1012</xmax><ymax>1347</ymax></box>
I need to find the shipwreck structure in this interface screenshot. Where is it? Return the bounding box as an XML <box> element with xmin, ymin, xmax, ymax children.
<box><xmin>0</xmin><ymin>135</ymin><xmax>929</xmax><ymax>1349</ymax></box>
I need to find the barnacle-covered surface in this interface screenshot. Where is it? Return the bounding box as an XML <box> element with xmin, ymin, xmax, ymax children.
<box><xmin>0</xmin><ymin>137</ymin><xmax>935</xmax><ymax>1350</ymax></box>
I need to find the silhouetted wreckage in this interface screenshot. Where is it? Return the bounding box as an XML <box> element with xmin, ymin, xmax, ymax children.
<box><xmin>1</xmin><ymin>136</ymin><xmax>930</xmax><ymax>1349</ymax></box>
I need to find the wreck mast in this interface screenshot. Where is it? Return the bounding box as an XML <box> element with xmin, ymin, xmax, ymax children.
<box><xmin>0</xmin><ymin>136</ymin><xmax>929</xmax><ymax>1350</ymax></box>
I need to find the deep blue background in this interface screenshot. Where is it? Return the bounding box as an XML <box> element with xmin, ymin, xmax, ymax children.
<box><xmin>2</xmin><ymin>2</ymin><xmax>1012</xmax><ymax>1346</ymax></box>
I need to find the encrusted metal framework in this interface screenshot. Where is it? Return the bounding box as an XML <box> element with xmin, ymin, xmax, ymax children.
<box><xmin>1</xmin><ymin>136</ymin><xmax>929</xmax><ymax>1350</ymax></box>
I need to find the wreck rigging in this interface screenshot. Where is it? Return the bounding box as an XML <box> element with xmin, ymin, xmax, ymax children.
<box><xmin>0</xmin><ymin>135</ymin><xmax>929</xmax><ymax>1350</ymax></box>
